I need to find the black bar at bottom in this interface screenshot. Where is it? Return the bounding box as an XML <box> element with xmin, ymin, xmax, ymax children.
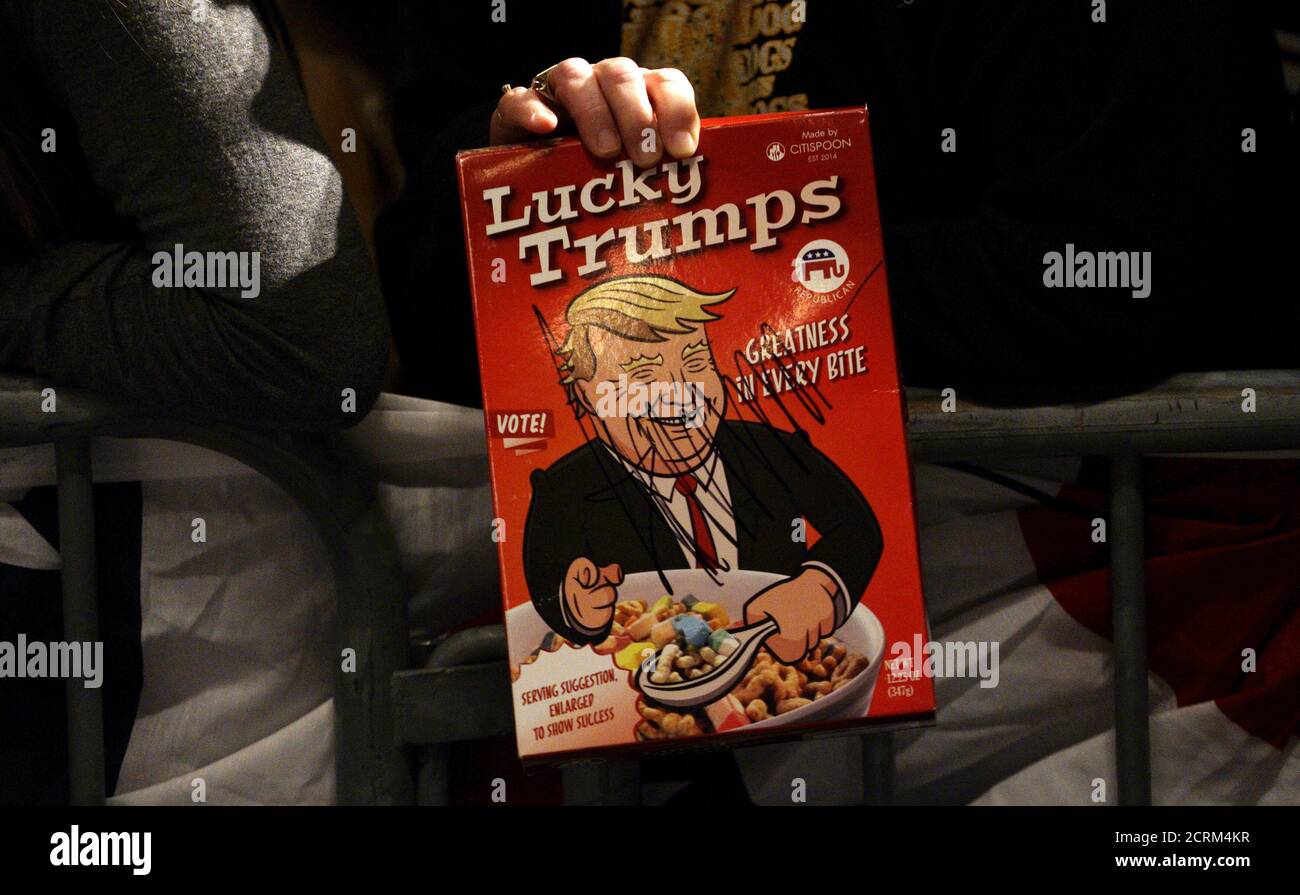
<box><xmin>1109</xmin><ymin>452</ymin><xmax>1151</xmax><ymax>806</ymax></box>
<box><xmin>55</xmin><ymin>437</ymin><xmax>107</xmax><ymax>807</ymax></box>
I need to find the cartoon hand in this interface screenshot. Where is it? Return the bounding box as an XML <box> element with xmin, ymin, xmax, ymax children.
<box><xmin>743</xmin><ymin>568</ymin><xmax>839</xmax><ymax>663</ymax></box>
<box><xmin>564</xmin><ymin>557</ymin><xmax>623</xmax><ymax>635</ymax></box>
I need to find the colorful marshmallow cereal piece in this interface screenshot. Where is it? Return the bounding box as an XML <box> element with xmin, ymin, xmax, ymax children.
<box><xmin>671</xmin><ymin>613</ymin><xmax>712</xmax><ymax>648</ymax></box>
<box><xmin>615</xmin><ymin>641</ymin><xmax>655</xmax><ymax>671</ymax></box>
<box><xmin>650</xmin><ymin>620</ymin><xmax>678</xmax><ymax>648</ymax></box>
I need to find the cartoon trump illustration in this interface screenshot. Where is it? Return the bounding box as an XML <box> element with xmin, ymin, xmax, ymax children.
<box><xmin>523</xmin><ymin>275</ymin><xmax>883</xmax><ymax>665</ymax></box>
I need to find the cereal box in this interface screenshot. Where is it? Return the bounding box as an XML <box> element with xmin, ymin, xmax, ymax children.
<box><xmin>457</xmin><ymin>108</ymin><xmax>934</xmax><ymax>761</ymax></box>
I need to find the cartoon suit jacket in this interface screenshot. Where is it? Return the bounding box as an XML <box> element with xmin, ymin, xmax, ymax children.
<box><xmin>523</xmin><ymin>419</ymin><xmax>884</xmax><ymax>644</ymax></box>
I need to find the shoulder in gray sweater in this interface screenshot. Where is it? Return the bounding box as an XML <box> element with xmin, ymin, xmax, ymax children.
<box><xmin>0</xmin><ymin>0</ymin><xmax>390</xmax><ymax>430</ymax></box>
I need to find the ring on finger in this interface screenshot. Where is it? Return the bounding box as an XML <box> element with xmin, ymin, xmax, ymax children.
<box><xmin>529</xmin><ymin>65</ymin><xmax>559</xmax><ymax>103</ymax></box>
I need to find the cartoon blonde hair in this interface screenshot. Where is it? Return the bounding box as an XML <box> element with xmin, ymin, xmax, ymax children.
<box><xmin>558</xmin><ymin>275</ymin><xmax>734</xmax><ymax>416</ymax></box>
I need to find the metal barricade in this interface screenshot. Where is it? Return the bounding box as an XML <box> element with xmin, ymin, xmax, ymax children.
<box><xmin>7</xmin><ymin>370</ymin><xmax>1298</xmax><ymax>805</ymax></box>
<box><xmin>0</xmin><ymin>374</ymin><xmax>413</xmax><ymax>806</ymax></box>
<box><xmin>901</xmin><ymin>371</ymin><xmax>1300</xmax><ymax>805</ymax></box>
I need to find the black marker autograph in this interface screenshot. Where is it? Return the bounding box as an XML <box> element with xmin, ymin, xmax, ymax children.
<box><xmin>522</xmin><ymin>256</ymin><xmax>884</xmax><ymax>601</ymax></box>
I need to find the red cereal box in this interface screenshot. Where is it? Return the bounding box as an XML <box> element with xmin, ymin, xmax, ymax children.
<box><xmin>457</xmin><ymin>108</ymin><xmax>934</xmax><ymax>762</ymax></box>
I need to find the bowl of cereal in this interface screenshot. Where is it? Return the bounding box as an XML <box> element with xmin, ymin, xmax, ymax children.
<box><xmin>507</xmin><ymin>568</ymin><xmax>885</xmax><ymax>740</ymax></box>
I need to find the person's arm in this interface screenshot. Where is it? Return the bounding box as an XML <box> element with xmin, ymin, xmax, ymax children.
<box><xmin>373</xmin><ymin>100</ymin><xmax>495</xmax><ymax>406</ymax></box>
<box><xmin>0</xmin><ymin>1</ymin><xmax>389</xmax><ymax>430</ymax></box>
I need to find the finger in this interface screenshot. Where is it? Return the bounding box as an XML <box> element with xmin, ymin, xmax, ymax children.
<box><xmin>575</xmin><ymin>587</ymin><xmax>618</xmax><ymax>628</ymax></box>
<box><xmin>593</xmin><ymin>57</ymin><xmax>658</xmax><ymax>166</ymax></box>
<box><xmin>490</xmin><ymin>87</ymin><xmax>559</xmax><ymax>145</ymax></box>
<box><xmin>588</xmin><ymin>585</ymin><xmax>618</xmax><ymax>611</ymax></box>
<box><xmin>644</xmin><ymin>68</ymin><xmax>699</xmax><ymax>158</ymax></box>
<box><xmin>571</xmin><ymin>557</ymin><xmax>596</xmax><ymax>589</ymax></box>
<box><xmin>549</xmin><ymin>57</ymin><xmax>621</xmax><ymax>158</ymax></box>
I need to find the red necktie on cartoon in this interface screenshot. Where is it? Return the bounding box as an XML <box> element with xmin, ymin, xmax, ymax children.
<box><xmin>674</xmin><ymin>474</ymin><xmax>720</xmax><ymax>571</ymax></box>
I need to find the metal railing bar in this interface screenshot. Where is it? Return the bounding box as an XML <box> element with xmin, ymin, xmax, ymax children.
<box><xmin>909</xmin><ymin>426</ymin><xmax>1300</xmax><ymax>464</ymax></box>
<box><xmin>1109</xmin><ymin>452</ymin><xmax>1152</xmax><ymax>805</ymax></box>
<box><xmin>861</xmin><ymin>732</ymin><xmax>894</xmax><ymax>806</ymax></box>
<box><xmin>55</xmin><ymin>437</ymin><xmax>107</xmax><ymax>806</ymax></box>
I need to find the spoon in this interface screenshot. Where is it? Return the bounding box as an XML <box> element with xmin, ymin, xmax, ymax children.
<box><xmin>635</xmin><ymin>617</ymin><xmax>780</xmax><ymax>708</ymax></box>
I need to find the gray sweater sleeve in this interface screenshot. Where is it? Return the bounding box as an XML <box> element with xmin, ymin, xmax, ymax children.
<box><xmin>0</xmin><ymin>1</ymin><xmax>390</xmax><ymax>431</ymax></box>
